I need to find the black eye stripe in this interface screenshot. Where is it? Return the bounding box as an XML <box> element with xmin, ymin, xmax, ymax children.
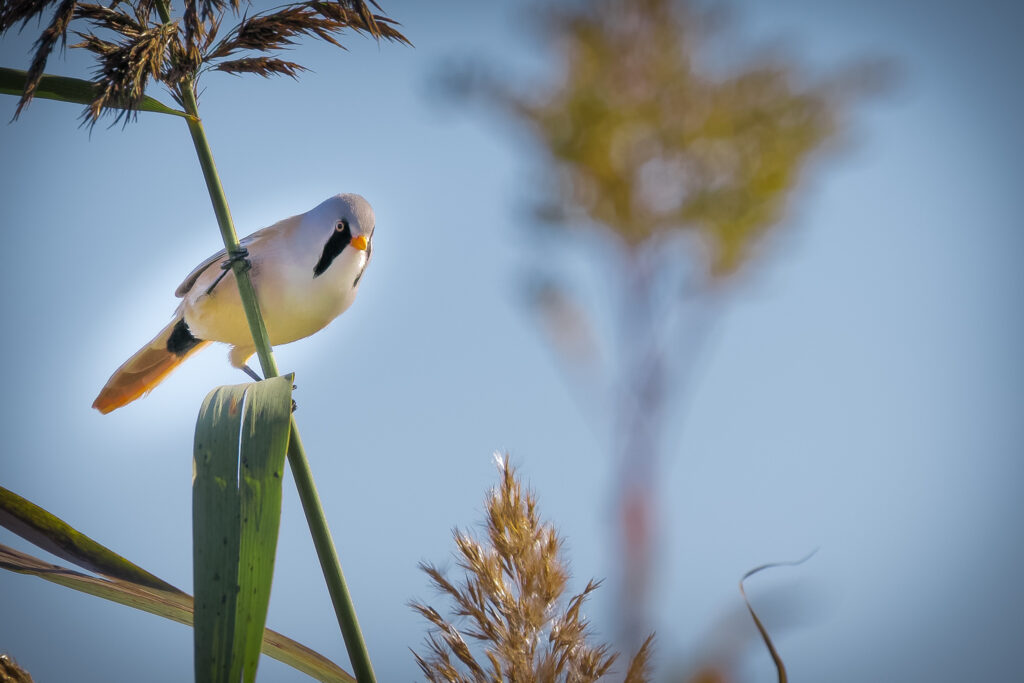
<box><xmin>314</xmin><ymin>219</ymin><xmax>352</xmax><ymax>277</ymax></box>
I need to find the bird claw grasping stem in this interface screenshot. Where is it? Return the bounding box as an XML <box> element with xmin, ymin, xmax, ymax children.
<box><xmin>206</xmin><ymin>246</ymin><xmax>251</xmax><ymax>295</ymax></box>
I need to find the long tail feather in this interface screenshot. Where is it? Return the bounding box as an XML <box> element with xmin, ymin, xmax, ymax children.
<box><xmin>92</xmin><ymin>320</ymin><xmax>209</xmax><ymax>414</ymax></box>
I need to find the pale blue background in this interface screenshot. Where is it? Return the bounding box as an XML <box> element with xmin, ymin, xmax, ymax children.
<box><xmin>1</xmin><ymin>1</ymin><xmax>1021</xmax><ymax>681</ymax></box>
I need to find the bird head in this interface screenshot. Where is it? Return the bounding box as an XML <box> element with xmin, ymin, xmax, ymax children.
<box><xmin>311</xmin><ymin>193</ymin><xmax>375</xmax><ymax>278</ymax></box>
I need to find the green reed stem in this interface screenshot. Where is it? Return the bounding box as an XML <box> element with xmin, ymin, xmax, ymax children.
<box><xmin>154</xmin><ymin>4</ymin><xmax>376</xmax><ymax>678</ymax></box>
<box><xmin>177</xmin><ymin>83</ymin><xmax>377</xmax><ymax>683</ymax></box>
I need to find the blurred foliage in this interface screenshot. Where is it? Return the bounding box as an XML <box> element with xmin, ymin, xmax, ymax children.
<box><xmin>412</xmin><ymin>455</ymin><xmax>654</xmax><ymax>683</ymax></box>
<box><xmin>451</xmin><ymin>0</ymin><xmax>887</xmax><ymax>664</ymax></box>
<box><xmin>503</xmin><ymin>0</ymin><xmax>853</xmax><ymax>278</ymax></box>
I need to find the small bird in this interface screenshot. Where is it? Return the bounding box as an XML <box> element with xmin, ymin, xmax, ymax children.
<box><xmin>93</xmin><ymin>193</ymin><xmax>375</xmax><ymax>414</ymax></box>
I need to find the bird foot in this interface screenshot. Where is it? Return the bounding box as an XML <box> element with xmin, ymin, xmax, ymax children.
<box><xmin>206</xmin><ymin>247</ymin><xmax>251</xmax><ymax>295</ymax></box>
<box><xmin>241</xmin><ymin>364</ymin><xmax>262</xmax><ymax>382</ymax></box>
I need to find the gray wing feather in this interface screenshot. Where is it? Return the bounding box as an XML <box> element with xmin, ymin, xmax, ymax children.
<box><xmin>174</xmin><ymin>231</ymin><xmax>268</xmax><ymax>297</ymax></box>
<box><xmin>174</xmin><ymin>248</ymin><xmax>227</xmax><ymax>297</ymax></box>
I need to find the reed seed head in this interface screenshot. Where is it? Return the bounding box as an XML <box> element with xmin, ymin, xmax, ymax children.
<box><xmin>1</xmin><ymin>0</ymin><xmax>410</xmax><ymax>123</ymax></box>
<box><xmin>411</xmin><ymin>455</ymin><xmax>654</xmax><ymax>682</ymax></box>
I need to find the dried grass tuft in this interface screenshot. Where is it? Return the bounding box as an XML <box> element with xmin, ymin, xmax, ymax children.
<box><xmin>0</xmin><ymin>653</ymin><xmax>34</xmax><ymax>683</ymax></box>
<box><xmin>16</xmin><ymin>0</ymin><xmax>77</xmax><ymax>118</ymax></box>
<box><xmin>72</xmin><ymin>20</ymin><xmax>177</xmax><ymax>123</ymax></box>
<box><xmin>411</xmin><ymin>455</ymin><xmax>653</xmax><ymax>682</ymax></box>
<box><xmin>0</xmin><ymin>0</ymin><xmax>59</xmax><ymax>34</ymax></box>
<box><xmin>1</xmin><ymin>0</ymin><xmax>410</xmax><ymax>122</ymax></box>
<box><xmin>214</xmin><ymin>56</ymin><xmax>307</xmax><ymax>78</ymax></box>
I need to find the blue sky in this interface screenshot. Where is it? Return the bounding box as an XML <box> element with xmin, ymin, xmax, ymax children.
<box><xmin>1</xmin><ymin>1</ymin><xmax>1021</xmax><ymax>681</ymax></box>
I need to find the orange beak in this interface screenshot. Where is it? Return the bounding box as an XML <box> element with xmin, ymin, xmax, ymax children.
<box><xmin>350</xmin><ymin>234</ymin><xmax>368</xmax><ymax>251</ymax></box>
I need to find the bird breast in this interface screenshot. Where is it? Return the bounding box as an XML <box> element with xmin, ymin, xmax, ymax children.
<box><xmin>180</xmin><ymin>240</ymin><xmax>366</xmax><ymax>348</ymax></box>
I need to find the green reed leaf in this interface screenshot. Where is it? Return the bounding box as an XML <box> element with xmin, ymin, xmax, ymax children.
<box><xmin>0</xmin><ymin>543</ymin><xmax>353</xmax><ymax>682</ymax></box>
<box><xmin>0</xmin><ymin>66</ymin><xmax>190</xmax><ymax>117</ymax></box>
<box><xmin>193</xmin><ymin>375</ymin><xmax>294</xmax><ymax>683</ymax></box>
<box><xmin>0</xmin><ymin>484</ymin><xmax>179</xmax><ymax>592</ymax></box>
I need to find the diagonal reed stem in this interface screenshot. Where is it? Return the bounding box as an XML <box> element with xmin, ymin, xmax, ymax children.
<box><xmin>153</xmin><ymin>5</ymin><xmax>376</xmax><ymax>679</ymax></box>
<box><xmin>177</xmin><ymin>84</ymin><xmax>377</xmax><ymax>683</ymax></box>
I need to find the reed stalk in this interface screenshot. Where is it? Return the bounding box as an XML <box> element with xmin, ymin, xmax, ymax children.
<box><xmin>177</xmin><ymin>79</ymin><xmax>377</xmax><ymax>683</ymax></box>
<box><xmin>178</xmin><ymin>79</ymin><xmax>376</xmax><ymax>683</ymax></box>
<box><xmin>152</xmin><ymin>3</ymin><xmax>377</xmax><ymax>680</ymax></box>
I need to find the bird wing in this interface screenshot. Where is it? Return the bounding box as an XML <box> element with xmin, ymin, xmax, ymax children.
<box><xmin>173</xmin><ymin>220</ymin><xmax>288</xmax><ymax>298</ymax></box>
<box><xmin>174</xmin><ymin>247</ymin><xmax>227</xmax><ymax>297</ymax></box>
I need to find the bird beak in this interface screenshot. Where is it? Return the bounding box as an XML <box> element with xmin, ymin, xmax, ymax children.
<box><xmin>350</xmin><ymin>235</ymin><xmax>368</xmax><ymax>251</ymax></box>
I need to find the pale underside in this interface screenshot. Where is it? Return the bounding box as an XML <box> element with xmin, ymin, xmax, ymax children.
<box><xmin>175</xmin><ymin>216</ymin><xmax>367</xmax><ymax>367</ymax></box>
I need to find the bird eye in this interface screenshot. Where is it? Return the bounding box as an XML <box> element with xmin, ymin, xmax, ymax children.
<box><xmin>335</xmin><ymin>219</ymin><xmax>349</xmax><ymax>232</ymax></box>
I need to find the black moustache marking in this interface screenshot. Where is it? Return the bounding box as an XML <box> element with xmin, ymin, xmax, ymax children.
<box><xmin>167</xmin><ymin>318</ymin><xmax>202</xmax><ymax>356</ymax></box>
<box><xmin>314</xmin><ymin>220</ymin><xmax>351</xmax><ymax>278</ymax></box>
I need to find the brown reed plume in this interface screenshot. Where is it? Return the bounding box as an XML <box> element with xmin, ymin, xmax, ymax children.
<box><xmin>1</xmin><ymin>0</ymin><xmax>409</xmax><ymax>123</ymax></box>
<box><xmin>411</xmin><ymin>455</ymin><xmax>654</xmax><ymax>682</ymax></box>
<box><xmin>0</xmin><ymin>654</ymin><xmax>33</xmax><ymax>683</ymax></box>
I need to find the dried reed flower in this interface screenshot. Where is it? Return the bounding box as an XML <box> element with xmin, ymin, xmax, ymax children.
<box><xmin>1</xmin><ymin>0</ymin><xmax>410</xmax><ymax>123</ymax></box>
<box><xmin>212</xmin><ymin>56</ymin><xmax>306</xmax><ymax>78</ymax></box>
<box><xmin>0</xmin><ymin>654</ymin><xmax>33</xmax><ymax>683</ymax></box>
<box><xmin>13</xmin><ymin>0</ymin><xmax>76</xmax><ymax>118</ymax></box>
<box><xmin>411</xmin><ymin>455</ymin><xmax>654</xmax><ymax>682</ymax></box>
<box><xmin>73</xmin><ymin>20</ymin><xmax>178</xmax><ymax>122</ymax></box>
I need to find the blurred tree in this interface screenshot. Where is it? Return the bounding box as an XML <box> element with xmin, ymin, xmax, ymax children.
<box><xmin>456</xmin><ymin>0</ymin><xmax>880</xmax><ymax>655</ymax></box>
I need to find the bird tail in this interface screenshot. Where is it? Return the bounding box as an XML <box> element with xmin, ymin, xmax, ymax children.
<box><xmin>92</xmin><ymin>319</ymin><xmax>209</xmax><ymax>414</ymax></box>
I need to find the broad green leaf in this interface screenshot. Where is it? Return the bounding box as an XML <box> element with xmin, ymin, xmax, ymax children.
<box><xmin>0</xmin><ymin>67</ymin><xmax>190</xmax><ymax>118</ymax></box>
<box><xmin>0</xmin><ymin>543</ymin><xmax>353</xmax><ymax>682</ymax></box>
<box><xmin>193</xmin><ymin>376</ymin><xmax>294</xmax><ymax>683</ymax></box>
<box><xmin>0</xmin><ymin>485</ymin><xmax>178</xmax><ymax>592</ymax></box>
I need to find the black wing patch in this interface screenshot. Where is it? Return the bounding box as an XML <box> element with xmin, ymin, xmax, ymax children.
<box><xmin>167</xmin><ymin>318</ymin><xmax>203</xmax><ymax>356</ymax></box>
<box><xmin>313</xmin><ymin>220</ymin><xmax>350</xmax><ymax>278</ymax></box>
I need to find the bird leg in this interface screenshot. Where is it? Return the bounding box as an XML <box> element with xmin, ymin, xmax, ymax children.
<box><xmin>241</xmin><ymin>364</ymin><xmax>296</xmax><ymax>411</ymax></box>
